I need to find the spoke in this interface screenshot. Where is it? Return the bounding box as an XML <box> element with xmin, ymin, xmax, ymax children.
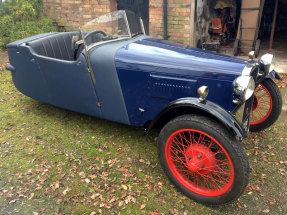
<box><xmin>199</xmin><ymin>173</ymin><xmax>222</xmax><ymax>189</ymax></box>
<box><xmin>188</xmin><ymin>131</ymin><xmax>193</xmax><ymax>144</ymax></box>
<box><xmin>251</xmin><ymin>111</ymin><xmax>257</xmax><ymax>121</ymax></box>
<box><xmin>257</xmin><ymin>108</ymin><xmax>268</xmax><ymax>117</ymax></box>
<box><xmin>212</xmin><ymin>170</ymin><xmax>232</xmax><ymax>176</ymax></box>
<box><xmin>200</xmin><ymin>172</ymin><xmax>226</xmax><ymax>187</ymax></box>
<box><xmin>255</xmin><ymin>109</ymin><xmax>264</xmax><ymax>119</ymax></box>
<box><xmin>174</xmin><ymin>135</ymin><xmax>188</xmax><ymax>150</ymax></box>
<box><xmin>212</xmin><ymin>172</ymin><xmax>230</xmax><ymax>184</ymax></box>
<box><xmin>171</xmin><ymin>153</ymin><xmax>186</xmax><ymax>165</ymax></box>
<box><xmin>178</xmin><ymin>133</ymin><xmax>186</xmax><ymax>148</ymax></box>
<box><xmin>202</xmin><ymin>174</ymin><xmax>208</xmax><ymax>189</ymax></box>
<box><xmin>207</xmin><ymin>162</ymin><xmax>231</xmax><ymax>169</ymax></box>
<box><xmin>176</xmin><ymin>168</ymin><xmax>189</xmax><ymax>173</ymax></box>
<box><xmin>172</xmin><ymin>138</ymin><xmax>186</xmax><ymax>153</ymax></box>
<box><xmin>208</xmin><ymin>140</ymin><xmax>215</xmax><ymax>149</ymax></box>
<box><xmin>171</xmin><ymin>155</ymin><xmax>186</xmax><ymax>164</ymax></box>
<box><xmin>180</xmin><ymin>132</ymin><xmax>192</xmax><ymax>146</ymax></box>
<box><xmin>171</xmin><ymin>145</ymin><xmax>185</xmax><ymax>155</ymax></box>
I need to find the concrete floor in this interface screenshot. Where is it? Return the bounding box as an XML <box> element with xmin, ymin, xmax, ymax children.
<box><xmin>220</xmin><ymin>46</ymin><xmax>287</xmax><ymax>74</ymax></box>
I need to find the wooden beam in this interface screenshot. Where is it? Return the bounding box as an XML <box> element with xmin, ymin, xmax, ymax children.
<box><xmin>190</xmin><ymin>0</ymin><xmax>196</xmax><ymax>47</ymax></box>
<box><xmin>269</xmin><ymin>0</ymin><xmax>279</xmax><ymax>49</ymax></box>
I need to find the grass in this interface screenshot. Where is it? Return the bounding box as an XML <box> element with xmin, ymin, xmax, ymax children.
<box><xmin>0</xmin><ymin>64</ymin><xmax>286</xmax><ymax>214</ymax></box>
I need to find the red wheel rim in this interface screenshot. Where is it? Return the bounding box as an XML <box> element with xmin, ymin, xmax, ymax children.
<box><xmin>165</xmin><ymin>129</ymin><xmax>234</xmax><ymax>197</ymax></box>
<box><xmin>250</xmin><ymin>83</ymin><xmax>272</xmax><ymax>125</ymax></box>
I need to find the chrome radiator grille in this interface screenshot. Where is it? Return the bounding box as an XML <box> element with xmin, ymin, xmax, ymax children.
<box><xmin>235</xmin><ymin>96</ymin><xmax>254</xmax><ymax>130</ymax></box>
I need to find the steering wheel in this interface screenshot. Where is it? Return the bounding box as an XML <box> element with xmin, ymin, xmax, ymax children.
<box><xmin>84</xmin><ymin>30</ymin><xmax>107</xmax><ymax>45</ymax></box>
<box><xmin>73</xmin><ymin>30</ymin><xmax>107</xmax><ymax>60</ymax></box>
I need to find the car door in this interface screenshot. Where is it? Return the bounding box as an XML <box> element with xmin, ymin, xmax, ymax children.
<box><xmin>35</xmin><ymin>53</ymin><xmax>102</xmax><ymax>117</ymax></box>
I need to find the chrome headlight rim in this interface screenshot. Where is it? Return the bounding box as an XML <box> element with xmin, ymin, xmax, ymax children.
<box><xmin>259</xmin><ymin>53</ymin><xmax>276</xmax><ymax>74</ymax></box>
<box><xmin>233</xmin><ymin>76</ymin><xmax>255</xmax><ymax>103</ymax></box>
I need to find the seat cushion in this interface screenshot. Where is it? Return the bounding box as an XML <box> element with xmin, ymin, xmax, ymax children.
<box><xmin>27</xmin><ymin>32</ymin><xmax>80</xmax><ymax>61</ymax></box>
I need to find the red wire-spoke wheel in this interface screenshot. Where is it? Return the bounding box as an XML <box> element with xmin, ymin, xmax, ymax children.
<box><xmin>250</xmin><ymin>79</ymin><xmax>282</xmax><ymax>132</ymax></box>
<box><xmin>158</xmin><ymin>115</ymin><xmax>250</xmax><ymax>205</ymax></box>
<box><xmin>165</xmin><ymin>129</ymin><xmax>234</xmax><ymax>197</ymax></box>
<box><xmin>250</xmin><ymin>83</ymin><xmax>272</xmax><ymax>125</ymax></box>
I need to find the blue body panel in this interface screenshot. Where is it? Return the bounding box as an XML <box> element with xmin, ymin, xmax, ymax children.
<box><xmin>7</xmin><ymin>33</ymin><xmax>101</xmax><ymax>117</ymax></box>
<box><xmin>115</xmin><ymin>37</ymin><xmax>246</xmax><ymax>126</ymax></box>
<box><xmin>7</xmin><ymin>34</ymin><xmax>247</xmax><ymax>128</ymax></box>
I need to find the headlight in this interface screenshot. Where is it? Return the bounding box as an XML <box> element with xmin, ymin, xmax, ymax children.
<box><xmin>259</xmin><ymin>54</ymin><xmax>276</xmax><ymax>74</ymax></box>
<box><xmin>233</xmin><ymin>76</ymin><xmax>255</xmax><ymax>103</ymax></box>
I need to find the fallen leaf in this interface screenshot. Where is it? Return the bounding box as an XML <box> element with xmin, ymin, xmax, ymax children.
<box><xmin>109</xmin><ymin>197</ymin><xmax>116</xmax><ymax>203</ymax></box>
<box><xmin>28</xmin><ymin>193</ymin><xmax>35</xmax><ymax>200</ymax></box>
<box><xmin>269</xmin><ymin>201</ymin><xmax>275</xmax><ymax>205</ymax></box>
<box><xmin>6</xmin><ymin>190</ymin><xmax>13</xmax><ymax>199</ymax></box>
<box><xmin>122</xmin><ymin>185</ymin><xmax>128</xmax><ymax>190</ymax></box>
<box><xmin>140</xmin><ymin>203</ymin><xmax>146</xmax><ymax>209</ymax></box>
<box><xmin>91</xmin><ymin>193</ymin><xmax>100</xmax><ymax>200</ymax></box>
<box><xmin>79</xmin><ymin>172</ymin><xmax>85</xmax><ymax>177</ymax></box>
<box><xmin>149</xmin><ymin>212</ymin><xmax>160</xmax><ymax>215</ymax></box>
<box><xmin>51</xmin><ymin>181</ymin><xmax>60</xmax><ymax>191</ymax></box>
<box><xmin>9</xmin><ymin>199</ymin><xmax>18</xmax><ymax>204</ymax></box>
<box><xmin>262</xmin><ymin>209</ymin><xmax>270</xmax><ymax>213</ymax></box>
<box><xmin>237</xmin><ymin>203</ymin><xmax>243</xmax><ymax>209</ymax></box>
<box><xmin>63</xmin><ymin>187</ymin><xmax>71</xmax><ymax>196</ymax></box>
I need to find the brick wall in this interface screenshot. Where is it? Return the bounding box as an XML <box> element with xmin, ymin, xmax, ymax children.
<box><xmin>149</xmin><ymin>0</ymin><xmax>164</xmax><ymax>39</ymax></box>
<box><xmin>167</xmin><ymin>0</ymin><xmax>192</xmax><ymax>45</ymax></box>
<box><xmin>42</xmin><ymin>0</ymin><xmax>117</xmax><ymax>31</ymax></box>
<box><xmin>42</xmin><ymin>0</ymin><xmax>194</xmax><ymax>45</ymax></box>
<box><xmin>149</xmin><ymin>0</ymin><xmax>193</xmax><ymax>45</ymax></box>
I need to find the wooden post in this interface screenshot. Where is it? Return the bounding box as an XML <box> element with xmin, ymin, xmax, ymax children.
<box><xmin>269</xmin><ymin>0</ymin><xmax>279</xmax><ymax>49</ymax></box>
<box><xmin>190</xmin><ymin>0</ymin><xmax>196</xmax><ymax>47</ymax></box>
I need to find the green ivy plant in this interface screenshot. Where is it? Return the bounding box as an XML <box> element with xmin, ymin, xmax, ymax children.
<box><xmin>0</xmin><ymin>0</ymin><xmax>56</xmax><ymax>49</ymax></box>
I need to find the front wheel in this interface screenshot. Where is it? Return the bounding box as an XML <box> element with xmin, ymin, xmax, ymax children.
<box><xmin>158</xmin><ymin>115</ymin><xmax>249</xmax><ymax>205</ymax></box>
<box><xmin>250</xmin><ymin>79</ymin><xmax>282</xmax><ymax>132</ymax></box>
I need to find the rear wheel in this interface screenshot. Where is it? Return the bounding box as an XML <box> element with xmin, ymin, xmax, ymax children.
<box><xmin>250</xmin><ymin>79</ymin><xmax>282</xmax><ymax>132</ymax></box>
<box><xmin>158</xmin><ymin>115</ymin><xmax>249</xmax><ymax>205</ymax></box>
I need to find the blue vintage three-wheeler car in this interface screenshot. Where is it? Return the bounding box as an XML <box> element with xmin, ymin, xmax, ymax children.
<box><xmin>6</xmin><ymin>11</ymin><xmax>282</xmax><ymax>205</ymax></box>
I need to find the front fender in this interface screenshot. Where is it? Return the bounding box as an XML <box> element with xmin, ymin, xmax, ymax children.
<box><xmin>145</xmin><ymin>98</ymin><xmax>247</xmax><ymax>139</ymax></box>
<box><xmin>266</xmin><ymin>70</ymin><xmax>282</xmax><ymax>81</ymax></box>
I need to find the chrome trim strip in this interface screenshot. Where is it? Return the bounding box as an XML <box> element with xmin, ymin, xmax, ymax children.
<box><xmin>124</xmin><ymin>11</ymin><xmax>132</xmax><ymax>38</ymax></box>
<box><xmin>87</xmin><ymin>37</ymin><xmax>129</xmax><ymax>51</ymax></box>
<box><xmin>140</xmin><ymin>18</ymin><xmax>146</xmax><ymax>35</ymax></box>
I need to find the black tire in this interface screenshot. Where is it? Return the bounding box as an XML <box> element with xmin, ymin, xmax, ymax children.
<box><xmin>250</xmin><ymin>79</ymin><xmax>282</xmax><ymax>132</ymax></box>
<box><xmin>158</xmin><ymin>115</ymin><xmax>249</xmax><ymax>205</ymax></box>
<box><xmin>254</xmin><ymin>39</ymin><xmax>261</xmax><ymax>58</ymax></box>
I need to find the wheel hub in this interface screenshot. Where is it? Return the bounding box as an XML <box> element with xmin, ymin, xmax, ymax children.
<box><xmin>185</xmin><ymin>144</ymin><xmax>216</xmax><ymax>175</ymax></box>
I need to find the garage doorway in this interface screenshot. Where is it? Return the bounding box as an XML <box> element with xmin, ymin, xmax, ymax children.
<box><xmin>117</xmin><ymin>0</ymin><xmax>149</xmax><ymax>34</ymax></box>
<box><xmin>259</xmin><ymin>0</ymin><xmax>287</xmax><ymax>51</ymax></box>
